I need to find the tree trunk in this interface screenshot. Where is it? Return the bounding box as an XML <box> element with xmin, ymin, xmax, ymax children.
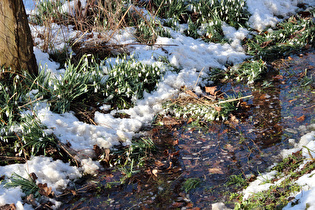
<box><xmin>0</xmin><ymin>0</ymin><xmax>38</xmax><ymax>75</ymax></box>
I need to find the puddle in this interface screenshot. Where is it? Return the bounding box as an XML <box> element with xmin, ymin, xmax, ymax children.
<box><xmin>60</xmin><ymin>52</ymin><xmax>314</xmax><ymax>209</ymax></box>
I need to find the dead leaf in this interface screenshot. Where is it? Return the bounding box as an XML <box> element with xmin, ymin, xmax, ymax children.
<box><xmin>162</xmin><ymin>116</ymin><xmax>180</xmax><ymax>126</ymax></box>
<box><xmin>289</xmin><ymin>98</ymin><xmax>297</xmax><ymax>103</ymax></box>
<box><xmin>185</xmin><ymin>89</ymin><xmax>198</xmax><ymax>98</ymax></box>
<box><xmin>29</xmin><ymin>173</ymin><xmax>37</xmax><ymax>181</ymax></box>
<box><xmin>205</xmin><ymin>86</ymin><xmax>217</xmax><ymax>95</ymax></box>
<box><xmin>206</xmin><ymin>33</ymin><xmax>212</xmax><ymax>39</ymax></box>
<box><xmin>208</xmin><ymin>167</ymin><xmax>224</xmax><ymax>174</ymax></box>
<box><xmin>261</xmin><ymin>40</ymin><xmax>272</xmax><ymax>48</ymax></box>
<box><xmin>214</xmin><ymin>106</ymin><xmax>222</xmax><ymax>112</ymax></box>
<box><xmin>104</xmin><ymin>148</ymin><xmax>110</xmax><ymax>162</ymax></box>
<box><xmin>187</xmin><ymin>118</ymin><xmax>193</xmax><ymax>124</ymax></box>
<box><xmin>25</xmin><ymin>194</ymin><xmax>36</xmax><ymax>206</ymax></box>
<box><xmin>152</xmin><ymin>169</ymin><xmax>159</xmax><ymax>177</ymax></box>
<box><xmin>186</xmin><ymin>202</ymin><xmax>194</xmax><ymax>208</ymax></box>
<box><xmin>296</xmin><ymin>115</ymin><xmax>305</xmax><ymax>122</ymax></box>
<box><xmin>154</xmin><ymin>160</ymin><xmax>165</xmax><ymax>167</ymax></box>
<box><xmin>259</xmin><ymin>94</ymin><xmax>267</xmax><ymax>100</ymax></box>
<box><xmin>93</xmin><ymin>145</ymin><xmax>103</xmax><ymax>158</ymax></box>
<box><xmin>173</xmin><ymin>139</ymin><xmax>179</xmax><ymax>146</ymax></box>
<box><xmin>0</xmin><ymin>204</ymin><xmax>16</xmax><ymax>210</ymax></box>
<box><xmin>230</xmin><ymin>114</ymin><xmax>239</xmax><ymax>124</ymax></box>
<box><xmin>87</xmin><ymin>33</ymin><xmax>94</xmax><ymax>39</ymax></box>
<box><xmin>240</xmin><ymin>101</ymin><xmax>251</xmax><ymax>109</ymax></box>
<box><xmin>272</xmin><ymin>75</ymin><xmax>283</xmax><ymax>80</ymax></box>
<box><xmin>170</xmin><ymin>151</ymin><xmax>180</xmax><ymax>158</ymax></box>
<box><xmin>38</xmin><ymin>183</ymin><xmax>54</xmax><ymax>197</ymax></box>
<box><xmin>171</xmin><ymin>202</ymin><xmax>184</xmax><ymax>208</ymax></box>
<box><xmin>225</xmin><ymin>144</ymin><xmax>235</xmax><ymax>152</ymax></box>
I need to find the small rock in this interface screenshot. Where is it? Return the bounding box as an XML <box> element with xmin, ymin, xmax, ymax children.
<box><xmin>212</xmin><ymin>202</ymin><xmax>231</xmax><ymax>210</ymax></box>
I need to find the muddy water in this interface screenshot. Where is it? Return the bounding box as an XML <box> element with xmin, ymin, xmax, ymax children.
<box><xmin>60</xmin><ymin>52</ymin><xmax>314</xmax><ymax>209</ymax></box>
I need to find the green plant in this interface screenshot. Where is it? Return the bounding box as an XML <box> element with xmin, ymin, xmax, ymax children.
<box><xmin>181</xmin><ymin>178</ymin><xmax>201</xmax><ymax>193</ymax></box>
<box><xmin>119</xmin><ymin>159</ymin><xmax>140</xmax><ymax>184</ymax></box>
<box><xmin>5</xmin><ymin>173</ymin><xmax>40</xmax><ymax>198</ymax></box>
<box><xmin>272</xmin><ymin>151</ymin><xmax>303</xmax><ymax>174</ymax></box>
<box><xmin>104</xmin><ymin>55</ymin><xmax>164</xmax><ymax>109</ymax></box>
<box><xmin>226</xmin><ymin>174</ymin><xmax>248</xmax><ymax>188</ymax></box>
<box><xmin>164</xmin><ymin>101</ymin><xmax>219</xmax><ymax>121</ymax></box>
<box><xmin>111</xmin><ymin>137</ymin><xmax>156</xmax><ymax>166</ymax></box>
<box><xmin>245</xmin><ymin>13</ymin><xmax>315</xmax><ymax>61</ymax></box>
<box><xmin>236</xmin><ymin>183</ymin><xmax>301</xmax><ymax>209</ymax></box>
<box><xmin>29</xmin><ymin>0</ymin><xmax>64</xmax><ymax>25</ymax></box>
<box><xmin>0</xmin><ymin>68</ymin><xmax>35</xmax><ymax>126</ymax></box>
<box><xmin>229</xmin><ymin>59</ymin><xmax>267</xmax><ymax>84</ymax></box>
<box><xmin>33</xmin><ymin>54</ymin><xmax>107</xmax><ymax>114</ymax></box>
<box><xmin>135</xmin><ymin>19</ymin><xmax>171</xmax><ymax>44</ymax></box>
<box><xmin>147</xmin><ymin>0</ymin><xmax>187</xmax><ymax>20</ymax></box>
<box><xmin>193</xmin><ymin>0</ymin><xmax>249</xmax><ymax>29</ymax></box>
<box><xmin>1</xmin><ymin>114</ymin><xmax>59</xmax><ymax>157</ymax></box>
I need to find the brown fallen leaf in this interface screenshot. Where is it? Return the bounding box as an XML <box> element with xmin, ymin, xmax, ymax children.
<box><xmin>29</xmin><ymin>172</ymin><xmax>37</xmax><ymax>181</ymax></box>
<box><xmin>0</xmin><ymin>204</ymin><xmax>16</xmax><ymax>210</ymax></box>
<box><xmin>272</xmin><ymin>75</ymin><xmax>283</xmax><ymax>80</ymax></box>
<box><xmin>25</xmin><ymin>194</ymin><xmax>36</xmax><ymax>206</ymax></box>
<box><xmin>187</xmin><ymin>118</ymin><xmax>193</xmax><ymax>124</ymax></box>
<box><xmin>171</xmin><ymin>202</ymin><xmax>184</xmax><ymax>208</ymax></box>
<box><xmin>205</xmin><ymin>86</ymin><xmax>217</xmax><ymax>95</ymax></box>
<box><xmin>208</xmin><ymin>167</ymin><xmax>224</xmax><ymax>174</ymax></box>
<box><xmin>230</xmin><ymin>114</ymin><xmax>239</xmax><ymax>125</ymax></box>
<box><xmin>38</xmin><ymin>183</ymin><xmax>54</xmax><ymax>197</ymax></box>
<box><xmin>185</xmin><ymin>89</ymin><xmax>198</xmax><ymax>98</ymax></box>
<box><xmin>162</xmin><ymin>116</ymin><xmax>180</xmax><ymax>126</ymax></box>
<box><xmin>154</xmin><ymin>160</ymin><xmax>165</xmax><ymax>167</ymax></box>
<box><xmin>214</xmin><ymin>106</ymin><xmax>222</xmax><ymax>112</ymax></box>
<box><xmin>225</xmin><ymin>144</ymin><xmax>235</xmax><ymax>152</ymax></box>
<box><xmin>289</xmin><ymin>98</ymin><xmax>297</xmax><ymax>103</ymax></box>
<box><xmin>186</xmin><ymin>202</ymin><xmax>194</xmax><ymax>208</ymax></box>
<box><xmin>152</xmin><ymin>168</ymin><xmax>159</xmax><ymax>177</ymax></box>
<box><xmin>296</xmin><ymin>115</ymin><xmax>305</xmax><ymax>122</ymax></box>
<box><xmin>93</xmin><ymin>145</ymin><xmax>103</xmax><ymax>158</ymax></box>
<box><xmin>173</xmin><ymin>139</ymin><xmax>179</xmax><ymax>146</ymax></box>
<box><xmin>86</xmin><ymin>33</ymin><xmax>94</xmax><ymax>39</ymax></box>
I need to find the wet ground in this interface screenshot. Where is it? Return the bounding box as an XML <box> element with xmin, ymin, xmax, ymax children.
<box><xmin>60</xmin><ymin>51</ymin><xmax>314</xmax><ymax>209</ymax></box>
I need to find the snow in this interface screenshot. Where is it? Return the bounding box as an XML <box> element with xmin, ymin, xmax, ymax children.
<box><xmin>246</xmin><ymin>0</ymin><xmax>298</xmax><ymax>31</ymax></box>
<box><xmin>0</xmin><ymin>0</ymin><xmax>314</xmax><ymax>208</ymax></box>
<box><xmin>243</xmin><ymin>130</ymin><xmax>315</xmax><ymax>208</ymax></box>
<box><xmin>0</xmin><ymin>156</ymin><xmax>81</xmax><ymax>193</ymax></box>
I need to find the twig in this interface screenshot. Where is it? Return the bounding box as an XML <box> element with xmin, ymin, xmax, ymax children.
<box><xmin>18</xmin><ymin>96</ymin><xmax>44</xmax><ymax>109</ymax></box>
<box><xmin>194</xmin><ymin>67</ymin><xmax>205</xmax><ymax>89</ymax></box>
<box><xmin>57</xmin><ymin>141</ymin><xmax>80</xmax><ymax>168</ymax></box>
<box><xmin>214</xmin><ymin>95</ymin><xmax>252</xmax><ymax>105</ymax></box>
<box><xmin>0</xmin><ymin>156</ymin><xmax>26</xmax><ymax>162</ymax></box>
<box><xmin>107</xmin><ymin>5</ymin><xmax>132</xmax><ymax>42</ymax></box>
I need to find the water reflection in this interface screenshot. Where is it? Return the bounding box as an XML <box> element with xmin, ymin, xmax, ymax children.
<box><xmin>251</xmin><ymin>75</ymin><xmax>283</xmax><ymax>148</ymax></box>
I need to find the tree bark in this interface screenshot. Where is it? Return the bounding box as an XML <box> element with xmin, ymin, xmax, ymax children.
<box><xmin>0</xmin><ymin>0</ymin><xmax>38</xmax><ymax>75</ymax></box>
